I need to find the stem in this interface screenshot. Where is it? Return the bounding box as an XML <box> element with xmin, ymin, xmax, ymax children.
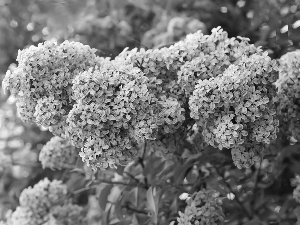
<box><xmin>95</xmin><ymin>179</ymin><xmax>139</xmax><ymax>188</ymax></box>
<box><xmin>122</xmin><ymin>204</ymin><xmax>148</xmax><ymax>215</ymax></box>
<box><xmin>138</xmin><ymin>142</ymin><xmax>149</xmax><ymax>189</ymax></box>
<box><xmin>250</xmin><ymin>160</ymin><xmax>262</xmax><ymax>217</ymax></box>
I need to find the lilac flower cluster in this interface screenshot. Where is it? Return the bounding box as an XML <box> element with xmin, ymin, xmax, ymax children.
<box><xmin>2</xmin><ymin>178</ymin><xmax>85</xmax><ymax>225</ymax></box>
<box><xmin>177</xmin><ymin>34</ymin><xmax>261</xmax><ymax>98</ymax></box>
<box><xmin>117</xmin><ymin>28</ymin><xmax>278</xmax><ymax>168</ymax></box>
<box><xmin>66</xmin><ymin>61</ymin><xmax>159</xmax><ymax>170</ymax></box>
<box><xmin>2</xmin><ymin>40</ymin><xmax>98</xmax><ymax>137</ymax></box>
<box><xmin>189</xmin><ymin>54</ymin><xmax>279</xmax><ymax>168</ymax></box>
<box><xmin>119</xmin><ymin>27</ymin><xmax>261</xmax><ymax>100</ymax></box>
<box><xmin>3</xmin><ymin>27</ymin><xmax>280</xmax><ymax>170</ymax></box>
<box><xmin>177</xmin><ymin>189</ymin><xmax>224</xmax><ymax>225</ymax></box>
<box><xmin>44</xmin><ymin>203</ymin><xmax>85</xmax><ymax>225</ymax></box>
<box><xmin>18</xmin><ymin>178</ymin><xmax>68</xmax><ymax>217</ymax></box>
<box><xmin>275</xmin><ymin>50</ymin><xmax>300</xmax><ymax>140</ymax></box>
<box><xmin>39</xmin><ymin>136</ymin><xmax>78</xmax><ymax>170</ymax></box>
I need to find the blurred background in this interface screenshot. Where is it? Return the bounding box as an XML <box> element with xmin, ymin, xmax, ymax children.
<box><xmin>0</xmin><ymin>0</ymin><xmax>299</xmax><ymax>221</ymax></box>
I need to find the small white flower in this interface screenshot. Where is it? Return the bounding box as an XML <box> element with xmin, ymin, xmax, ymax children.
<box><xmin>227</xmin><ymin>193</ymin><xmax>235</xmax><ymax>200</ymax></box>
<box><xmin>179</xmin><ymin>193</ymin><xmax>190</xmax><ymax>200</ymax></box>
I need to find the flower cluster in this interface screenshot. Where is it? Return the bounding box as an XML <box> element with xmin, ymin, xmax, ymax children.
<box><xmin>2</xmin><ymin>40</ymin><xmax>99</xmax><ymax>137</ymax></box>
<box><xmin>189</xmin><ymin>54</ymin><xmax>279</xmax><ymax>168</ymax></box>
<box><xmin>275</xmin><ymin>50</ymin><xmax>300</xmax><ymax>140</ymax></box>
<box><xmin>65</xmin><ymin>57</ymin><xmax>185</xmax><ymax>170</ymax></box>
<box><xmin>19</xmin><ymin>178</ymin><xmax>68</xmax><ymax>216</ymax></box>
<box><xmin>1</xmin><ymin>178</ymin><xmax>85</xmax><ymax>225</ymax></box>
<box><xmin>177</xmin><ymin>189</ymin><xmax>225</xmax><ymax>225</ymax></box>
<box><xmin>39</xmin><ymin>136</ymin><xmax>78</xmax><ymax>170</ymax></box>
<box><xmin>3</xmin><ymin>27</ymin><xmax>280</xmax><ymax>170</ymax></box>
<box><xmin>117</xmin><ymin>28</ymin><xmax>277</xmax><ymax>168</ymax></box>
<box><xmin>231</xmin><ymin>142</ymin><xmax>262</xmax><ymax>169</ymax></box>
<box><xmin>118</xmin><ymin>27</ymin><xmax>235</xmax><ymax>101</ymax></box>
<box><xmin>117</xmin><ymin>27</ymin><xmax>261</xmax><ymax>135</ymax></box>
<box><xmin>44</xmin><ymin>203</ymin><xmax>85</xmax><ymax>225</ymax></box>
<box><xmin>66</xmin><ymin>61</ymin><xmax>160</xmax><ymax>170</ymax></box>
<box><xmin>177</xmin><ymin>32</ymin><xmax>261</xmax><ymax>98</ymax></box>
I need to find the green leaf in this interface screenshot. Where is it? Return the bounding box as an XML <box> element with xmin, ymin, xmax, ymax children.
<box><xmin>113</xmin><ymin>197</ymin><xmax>123</xmax><ymax>222</ymax></box>
<box><xmin>98</xmin><ymin>184</ymin><xmax>113</xmax><ymax>211</ymax></box>
<box><xmin>127</xmin><ymin>187</ymin><xmax>139</xmax><ymax>207</ymax></box>
<box><xmin>131</xmin><ymin>214</ymin><xmax>139</xmax><ymax>225</ymax></box>
<box><xmin>158</xmin><ymin>161</ymin><xmax>175</xmax><ymax>180</ymax></box>
<box><xmin>174</xmin><ymin>157</ymin><xmax>199</xmax><ymax>185</ymax></box>
<box><xmin>108</xmin><ymin>186</ymin><xmax>124</xmax><ymax>204</ymax></box>
<box><xmin>110</xmin><ymin>218</ymin><xmax>121</xmax><ymax>225</ymax></box>
<box><xmin>146</xmin><ymin>187</ymin><xmax>160</xmax><ymax>225</ymax></box>
<box><xmin>147</xmin><ymin>187</ymin><xmax>156</xmax><ymax>215</ymax></box>
<box><xmin>102</xmin><ymin>204</ymin><xmax>112</xmax><ymax>225</ymax></box>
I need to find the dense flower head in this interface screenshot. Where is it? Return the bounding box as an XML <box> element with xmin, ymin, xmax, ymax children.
<box><xmin>177</xmin><ymin>34</ymin><xmax>261</xmax><ymax>98</ymax></box>
<box><xmin>231</xmin><ymin>142</ymin><xmax>262</xmax><ymax>169</ymax></box>
<box><xmin>157</xmin><ymin>96</ymin><xmax>185</xmax><ymax>133</ymax></box>
<box><xmin>2</xmin><ymin>68</ymin><xmax>25</xmax><ymax>97</ymax></box>
<box><xmin>65</xmin><ymin>61</ymin><xmax>159</xmax><ymax>170</ymax></box>
<box><xmin>66</xmin><ymin>58</ymin><xmax>188</xmax><ymax>170</ymax></box>
<box><xmin>177</xmin><ymin>52</ymin><xmax>229</xmax><ymax>97</ymax></box>
<box><xmin>15</xmin><ymin>98</ymin><xmax>37</xmax><ymax>123</ymax></box>
<box><xmin>5</xmin><ymin>203</ymin><xmax>85</xmax><ymax>225</ymax></box>
<box><xmin>117</xmin><ymin>28</ymin><xmax>269</xmax><ymax>163</ymax></box>
<box><xmin>34</xmin><ymin>96</ymin><xmax>66</xmax><ymax>128</ymax></box>
<box><xmin>45</xmin><ymin>203</ymin><xmax>85</xmax><ymax>225</ymax></box>
<box><xmin>19</xmin><ymin>178</ymin><xmax>68</xmax><ymax>215</ymax></box>
<box><xmin>39</xmin><ymin>136</ymin><xmax>78</xmax><ymax>170</ymax></box>
<box><xmin>3</xmin><ymin>40</ymin><xmax>98</xmax><ymax>100</ymax></box>
<box><xmin>3</xmin><ymin>179</ymin><xmax>85</xmax><ymax>225</ymax></box>
<box><xmin>213</xmin><ymin>113</ymin><xmax>246</xmax><ymax>149</ymax></box>
<box><xmin>48</xmin><ymin>118</ymin><xmax>68</xmax><ymax>138</ymax></box>
<box><xmin>2</xmin><ymin>27</ymin><xmax>280</xmax><ymax>170</ymax></box>
<box><xmin>118</xmin><ymin>27</ymin><xmax>243</xmax><ymax>101</ymax></box>
<box><xmin>2</xmin><ymin>40</ymin><xmax>98</xmax><ymax>136</ymax></box>
<box><xmin>276</xmin><ymin>50</ymin><xmax>300</xmax><ymax>98</ymax></box>
<box><xmin>117</xmin><ymin>46</ymin><xmax>185</xmax><ymax>104</ymax></box>
<box><xmin>189</xmin><ymin>53</ymin><xmax>279</xmax><ymax>167</ymax></box>
<box><xmin>6</xmin><ymin>206</ymin><xmax>43</xmax><ymax>225</ymax></box>
<box><xmin>177</xmin><ymin>189</ymin><xmax>224</xmax><ymax>225</ymax></box>
<box><xmin>275</xmin><ymin>50</ymin><xmax>300</xmax><ymax>140</ymax></box>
